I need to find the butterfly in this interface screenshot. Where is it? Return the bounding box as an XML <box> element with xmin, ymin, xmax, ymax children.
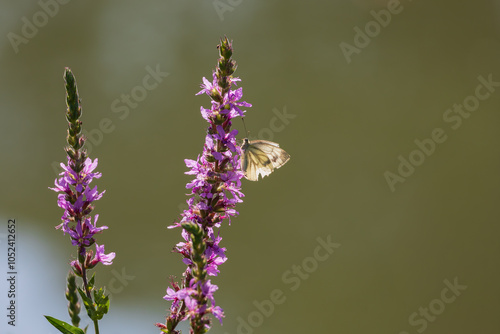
<box><xmin>240</xmin><ymin>139</ymin><xmax>290</xmax><ymax>181</ymax></box>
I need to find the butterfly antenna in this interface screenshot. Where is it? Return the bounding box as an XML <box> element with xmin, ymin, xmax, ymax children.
<box><xmin>241</xmin><ymin>117</ymin><xmax>250</xmax><ymax>138</ymax></box>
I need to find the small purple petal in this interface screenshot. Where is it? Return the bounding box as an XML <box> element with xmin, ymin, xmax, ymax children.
<box><xmin>94</xmin><ymin>243</ymin><xmax>115</xmax><ymax>265</ymax></box>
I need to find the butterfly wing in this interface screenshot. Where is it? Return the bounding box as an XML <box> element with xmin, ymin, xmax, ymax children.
<box><xmin>250</xmin><ymin>140</ymin><xmax>291</xmax><ymax>170</ymax></box>
<box><xmin>241</xmin><ymin>139</ymin><xmax>290</xmax><ymax>181</ymax></box>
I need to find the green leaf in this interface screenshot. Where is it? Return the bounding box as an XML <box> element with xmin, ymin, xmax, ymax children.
<box><xmin>88</xmin><ymin>274</ymin><xmax>95</xmax><ymax>290</ymax></box>
<box><xmin>94</xmin><ymin>288</ymin><xmax>110</xmax><ymax>320</ymax></box>
<box><xmin>44</xmin><ymin>316</ymin><xmax>85</xmax><ymax>334</ymax></box>
<box><xmin>77</xmin><ymin>288</ymin><xmax>97</xmax><ymax>320</ymax></box>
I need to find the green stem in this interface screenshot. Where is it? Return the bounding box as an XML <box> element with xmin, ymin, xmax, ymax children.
<box><xmin>79</xmin><ymin>245</ymin><xmax>100</xmax><ymax>334</ymax></box>
<box><xmin>93</xmin><ymin>319</ymin><xmax>100</xmax><ymax>334</ymax></box>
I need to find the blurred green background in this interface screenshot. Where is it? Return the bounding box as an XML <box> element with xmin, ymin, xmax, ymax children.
<box><xmin>1</xmin><ymin>1</ymin><xmax>500</xmax><ymax>333</ymax></box>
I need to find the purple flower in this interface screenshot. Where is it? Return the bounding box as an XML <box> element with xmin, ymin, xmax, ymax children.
<box><xmin>160</xmin><ymin>37</ymin><xmax>249</xmax><ymax>333</ymax></box>
<box><xmin>62</xmin><ymin>214</ymin><xmax>108</xmax><ymax>248</ymax></box>
<box><xmin>211</xmin><ymin>306</ymin><xmax>224</xmax><ymax>325</ymax></box>
<box><xmin>51</xmin><ymin>158</ymin><xmax>112</xmax><ymax>267</ymax></box>
<box><xmin>91</xmin><ymin>243</ymin><xmax>115</xmax><ymax>266</ymax></box>
<box><xmin>51</xmin><ymin>70</ymin><xmax>114</xmax><ymax>273</ymax></box>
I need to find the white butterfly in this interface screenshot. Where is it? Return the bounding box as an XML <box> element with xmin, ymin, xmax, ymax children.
<box><xmin>240</xmin><ymin>139</ymin><xmax>290</xmax><ymax>181</ymax></box>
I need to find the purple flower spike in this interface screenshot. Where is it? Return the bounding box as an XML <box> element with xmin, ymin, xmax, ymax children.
<box><xmin>50</xmin><ymin>68</ymin><xmax>114</xmax><ymax>276</ymax></box>
<box><xmin>48</xmin><ymin>68</ymin><xmax>116</xmax><ymax>334</ymax></box>
<box><xmin>158</xmin><ymin>37</ymin><xmax>251</xmax><ymax>334</ymax></box>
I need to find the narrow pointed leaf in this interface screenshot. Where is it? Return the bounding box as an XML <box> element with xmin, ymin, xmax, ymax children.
<box><xmin>88</xmin><ymin>273</ymin><xmax>95</xmax><ymax>290</ymax></box>
<box><xmin>44</xmin><ymin>316</ymin><xmax>85</xmax><ymax>334</ymax></box>
<box><xmin>77</xmin><ymin>287</ymin><xmax>97</xmax><ymax>320</ymax></box>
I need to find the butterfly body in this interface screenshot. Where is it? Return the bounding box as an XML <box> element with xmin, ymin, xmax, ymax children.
<box><xmin>240</xmin><ymin>139</ymin><xmax>290</xmax><ymax>181</ymax></box>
